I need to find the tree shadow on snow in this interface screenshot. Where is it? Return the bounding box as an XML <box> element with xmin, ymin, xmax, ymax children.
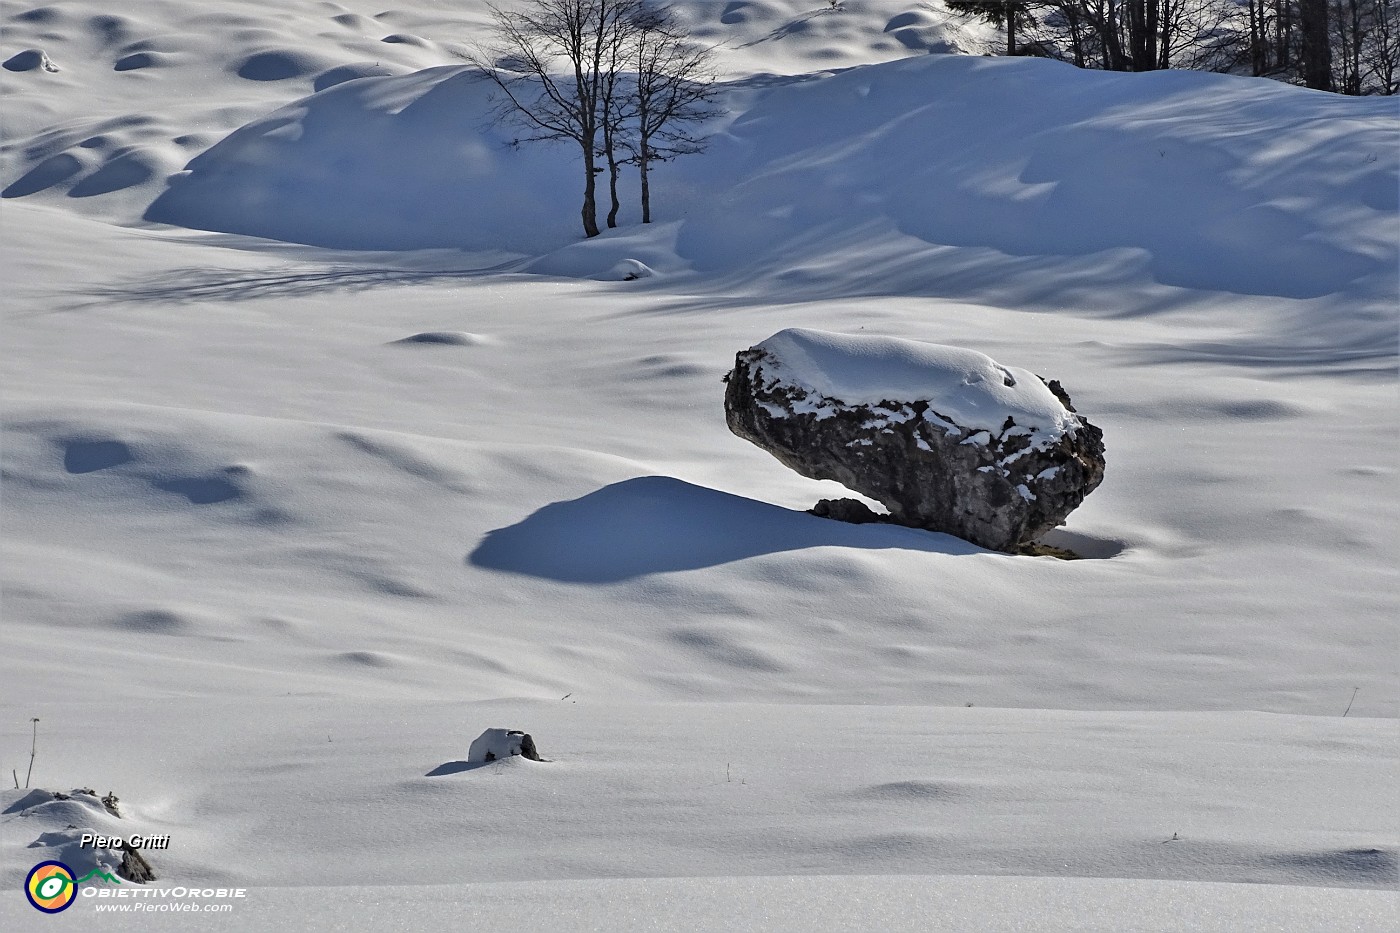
<box><xmin>68</xmin><ymin>259</ymin><xmax>523</xmax><ymax>308</ymax></box>
<box><xmin>467</xmin><ymin>475</ymin><xmax>979</xmax><ymax>583</ymax></box>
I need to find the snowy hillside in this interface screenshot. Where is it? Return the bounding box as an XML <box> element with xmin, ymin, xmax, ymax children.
<box><xmin>2</xmin><ymin>0</ymin><xmax>1396</xmax><ymax>929</ymax></box>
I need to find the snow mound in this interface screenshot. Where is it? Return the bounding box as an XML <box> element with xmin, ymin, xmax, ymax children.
<box><xmin>0</xmin><ymin>412</ymin><xmax>295</xmax><ymax>533</ymax></box>
<box><xmin>145</xmin><ymin>66</ymin><xmax>585</xmax><ymax>252</ymax></box>
<box><xmin>391</xmin><ymin>331</ymin><xmax>489</xmax><ymax>347</ymax></box>
<box><xmin>112</xmin><ymin>607</ymin><xmax>199</xmax><ymax>635</ymax></box>
<box><xmin>4</xmin><ymin>48</ymin><xmax>59</xmax><ymax>72</ymax></box>
<box><xmin>232</xmin><ymin>48</ymin><xmax>337</xmax><ymax>82</ymax></box>
<box><xmin>754</xmin><ymin>328</ymin><xmax>1079</xmax><ymax>443</ymax></box>
<box><xmin>604</xmin><ymin>259</ymin><xmax>656</xmax><ymax>281</ymax></box>
<box><xmin>525</xmin><ymin>224</ymin><xmax>685</xmax><ymax>280</ymax></box>
<box><xmin>113</xmin><ymin>51</ymin><xmax>178</xmax><ymax>72</ymax></box>
<box><xmin>68</xmin><ymin>146</ymin><xmax>163</xmax><ymax>197</ymax></box>
<box><xmin>313</xmin><ymin>61</ymin><xmax>408</xmax><ymax>92</ymax></box>
<box><xmin>677</xmin><ymin>55</ymin><xmax>1398</xmax><ymax>300</ymax></box>
<box><xmin>0</xmin><ymin>0</ymin><xmax>504</xmax><ymax>214</ymax></box>
<box><xmin>125</xmin><ymin>53</ymin><xmax>1396</xmax><ymax>305</ymax></box>
<box><xmin>674</xmin><ymin>0</ymin><xmax>993</xmax><ymax>73</ymax></box>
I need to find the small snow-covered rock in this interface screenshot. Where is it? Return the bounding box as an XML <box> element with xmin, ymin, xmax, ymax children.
<box><xmin>602</xmin><ymin>259</ymin><xmax>655</xmax><ymax>281</ymax></box>
<box><xmin>468</xmin><ymin>728</ymin><xmax>543</xmax><ymax>763</ymax></box>
<box><xmin>4</xmin><ymin>48</ymin><xmax>60</xmax><ymax>73</ymax></box>
<box><xmin>724</xmin><ymin>328</ymin><xmax>1106</xmax><ymax>552</ymax></box>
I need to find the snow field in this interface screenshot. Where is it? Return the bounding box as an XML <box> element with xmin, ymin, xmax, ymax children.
<box><xmin>1</xmin><ymin>0</ymin><xmax>1396</xmax><ymax>929</ymax></box>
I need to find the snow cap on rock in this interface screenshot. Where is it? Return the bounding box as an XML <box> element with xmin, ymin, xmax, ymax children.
<box><xmin>753</xmin><ymin>328</ymin><xmax>1079</xmax><ymax>446</ymax></box>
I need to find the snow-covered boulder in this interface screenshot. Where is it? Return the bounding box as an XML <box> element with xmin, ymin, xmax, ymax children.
<box><xmin>468</xmin><ymin>729</ymin><xmax>543</xmax><ymax>764</ymax></box>
<box><xmin>724</xmin><ymin>329</ymin><xmax>1106</xmax><ymax>553</ymax></box>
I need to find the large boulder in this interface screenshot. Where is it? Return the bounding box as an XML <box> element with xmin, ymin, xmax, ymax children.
<box><xmin>724</xmin><ymin>328</ymin><xmax>1106</xmax><ymax>553</ymax></box>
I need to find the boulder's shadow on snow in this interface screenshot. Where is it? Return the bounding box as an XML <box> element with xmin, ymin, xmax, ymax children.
<box><xmin>425</xmin><ymin>760</ymin><xmax>488</xmax><ymax>777</ymax></box>
<box><xmin>467</xmin><ymin>476</ymin><xmax>979</xmax><ymax>583</ymax></box>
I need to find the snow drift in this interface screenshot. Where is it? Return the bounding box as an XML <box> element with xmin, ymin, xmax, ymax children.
<box><xmin>140</xmin><ymin>54</ymin><xmax>1398</xmax><ymax>301</ymax></box>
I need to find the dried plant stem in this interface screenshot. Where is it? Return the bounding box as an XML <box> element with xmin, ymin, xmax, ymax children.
<box><xmin>25</xmin><ymin>718</ymin><xmax>40</xmax><ymax>789</ymax></box>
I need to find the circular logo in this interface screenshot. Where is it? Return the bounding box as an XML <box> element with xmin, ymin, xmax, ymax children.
<box><xmin>25</xmin><ymin>861</ymin><xmax>77</xmax><ymax>913</ymax></box>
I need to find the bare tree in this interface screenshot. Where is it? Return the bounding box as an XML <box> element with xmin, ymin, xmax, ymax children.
<box><xmin>1299</xmin><ymin>0</ymin><xmax>1335</xmax><ymax>87</ymax></box>
<box><xmin>945</xmin><ymin>1</ymin><xmax>1033</xmax><ymax>55</ymax></box>
<box><xmin>474</xmin><ymin>0</ymin><xmax>641</xmax><ymax>238</ymax></box>
<box><xmin>474</xmin><ymin>0</ymin><xmax>719</xmax><ymax>234</ymax></box>
<box><xmin>598</xmin><ymin>8</ymin><xmax>636</xmax><ymax>228</ymax></box>
<box><xmin>1364</xmin><ymin>0</ymin><xmax>1400</xmax><ymax>92</ymax></box>
<box><xmin>954</xmin><ymin>0</ymin><xmax>1399</xmax><ymax>92</ymax></box>
<box><xmin>627</xmin><ymin>6</ymin><xmax>721</xmax><ymax>224</ymax></box>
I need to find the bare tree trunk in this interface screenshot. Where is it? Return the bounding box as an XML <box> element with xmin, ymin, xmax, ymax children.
<box><xmin>1299</xmin><ymin>0</ymin><xmax>1334</xmax><ymax>88</ymax></box>
<box><xmin>1068</xmin><ymin>10</ymin><xmax>1088</xmax><ymax>67</ymax></box>
<box><xmin>1346</xmin><ymin>0</ymin><xmax>1363</xmax><ymax>93</ymax></box>
<box><xmin>639</xmin><ymin>138</ymin><xmax>652</xmax><ymax>223</ymax></box>
<box><xmin>606</xmin><ymin>157</ymin><xmax>622</xmax><ymax>227</ymax></box>
<box><xmin>628</xmin><ymin>6</ymin><xmax>719</xmax><ymax>224</ymax></box>
<box><xmin>603</xmin><ymin>117</ymin><xmax>622</xmax><ymax>228</ymax></box>
<box><xmin>1154</xmin><ymin>0</ymin><xmax>1170</xmax><ymax>70</ymax></box>
<box><xmin>1098</xmin><ymin>0</ymin><xmax>1130</xmax><ymax>69</ymax></box>
<box><xmin>1127</xmin><ymin>0</ymin><xmax>1157</xmax><ymax>70</ymax></box>
<box><xmin>1147</xmin><ymin>0</ymin><xmax>1160</xmax><ymax>67</ymax></box>
<box><xmin>1007</xmin><ymin>2</ymin><xmax>1018</xmax><ymax>54</ymax></box>
<box><xmin>581</xmin><ymin>129</ymin><xmax>600</xmax><ymax>237</ymax></box>
<box><xmin>1248</xmin><ymin>0</ymin><xmax>1266</xmax><ymax>74</ymax></box>
<box><xmin>599</xmin><ymin>7</ymin><xmax>631</xmax><ymax>230</ymax></box>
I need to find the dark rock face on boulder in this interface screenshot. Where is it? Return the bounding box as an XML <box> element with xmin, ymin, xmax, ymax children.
<box><xmin>725</xmin><ymin>329</ymin><xmax>1106</xmax><ymax>553</ymax></box>
<box><xmin>810</xmin><ymin>498</ymin><xmax>891</xmax><ymax>524</ymax></box>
